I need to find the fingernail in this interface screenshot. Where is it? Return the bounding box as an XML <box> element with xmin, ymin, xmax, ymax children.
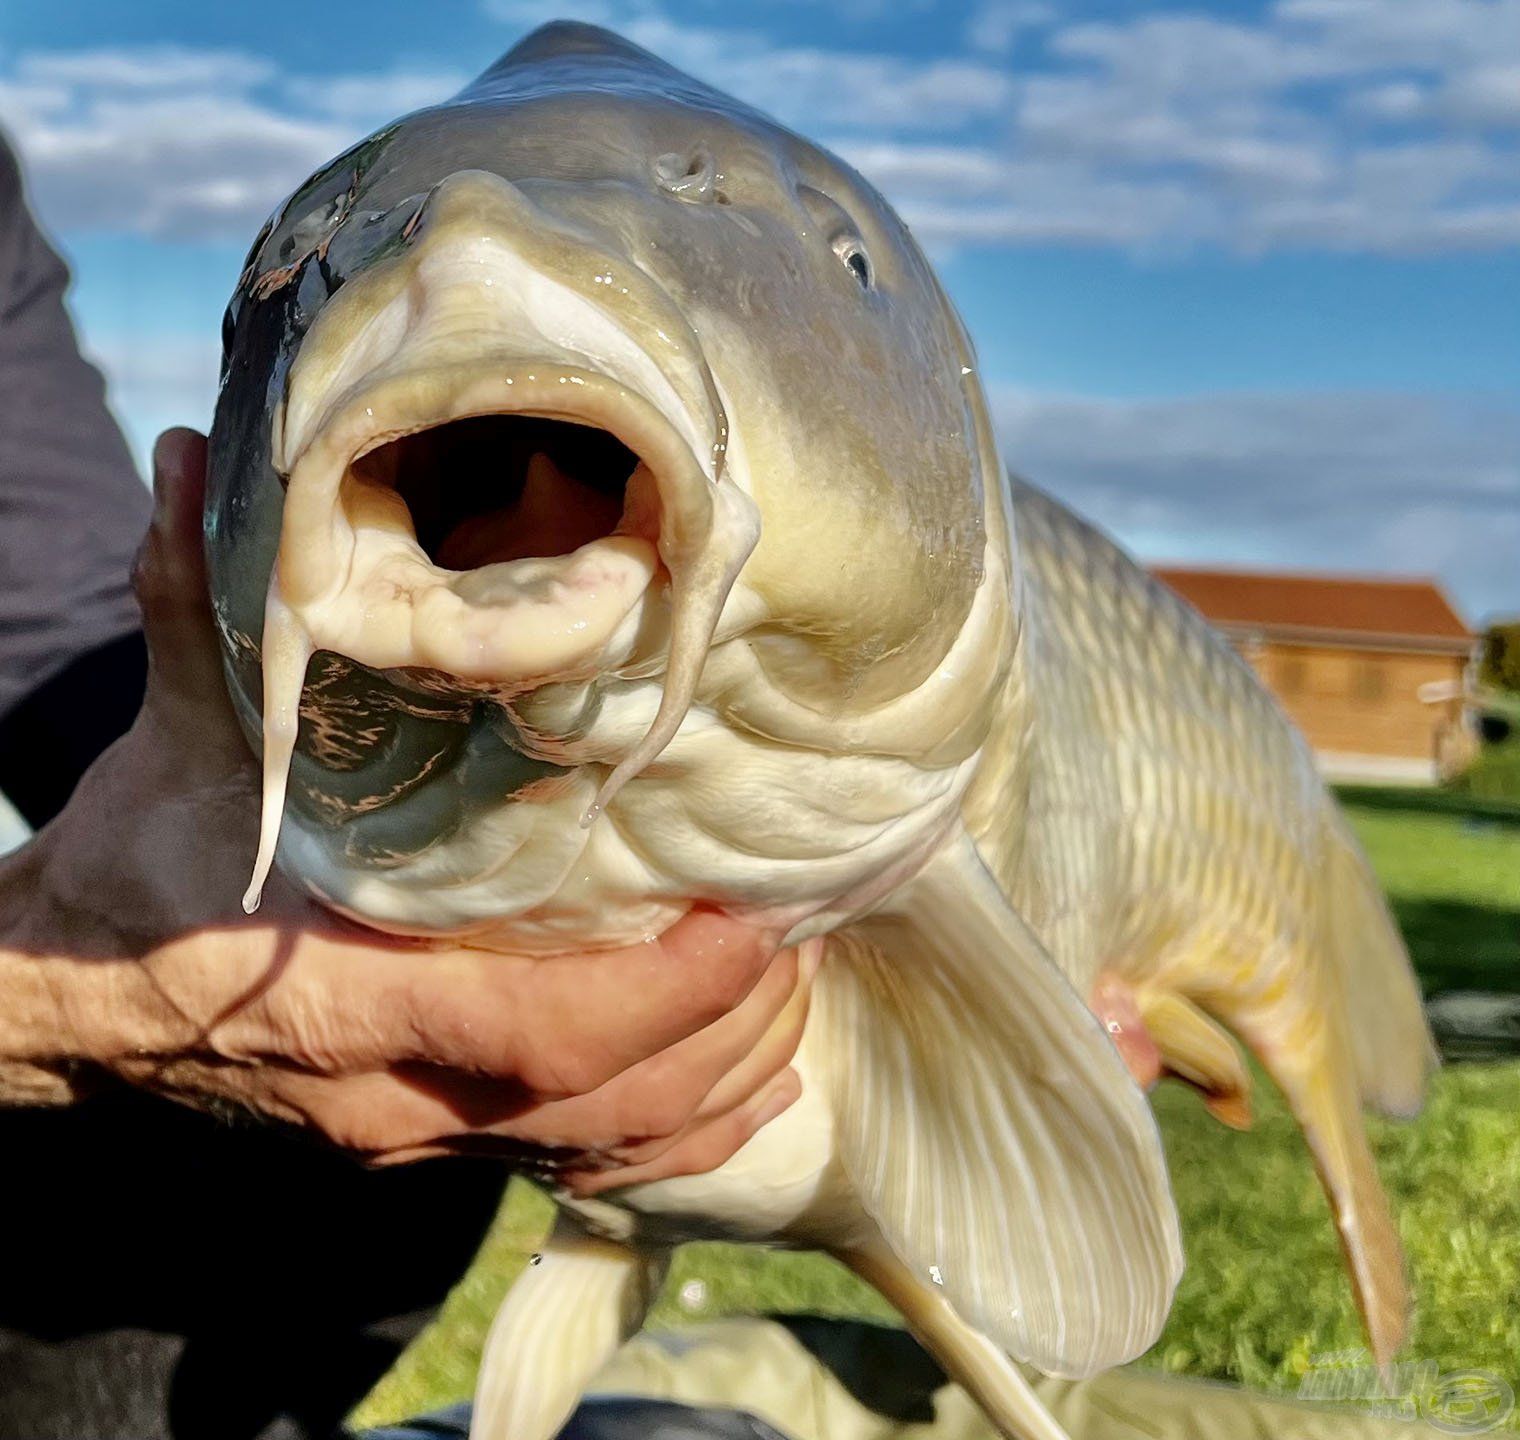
<box><xmin>749</xmin><ymin>1071</ymin><xmax>800</xmax><ymax>1130</ymax></box>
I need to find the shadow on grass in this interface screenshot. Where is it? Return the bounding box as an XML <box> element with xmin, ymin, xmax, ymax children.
<box><xmin>1392</xmin><ymin>897</ymin><xmax>1520</xmax><ymax>997</ymax></box>
<box><xmin>1335</xmin><ymin>783</ymin><xmax>1520</xmax><ymax>828</ymax></box>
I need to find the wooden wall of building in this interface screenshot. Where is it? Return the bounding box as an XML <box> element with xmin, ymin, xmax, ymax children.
<box><xmin>1236</xmin><ymin>640</ymin><xmax>1466</xmax><ymax>762</ymax></box>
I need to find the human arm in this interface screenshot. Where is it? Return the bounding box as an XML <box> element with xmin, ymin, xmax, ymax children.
<box><xmin>0</xmin><ymin>133</ymin><xmax>150</xmax><ymax>817</ymax></box>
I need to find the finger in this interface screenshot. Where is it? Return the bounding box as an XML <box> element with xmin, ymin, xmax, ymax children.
<box><xmin>133</xmin><ymin>428</ymin><xmax>210</xmax><ymax>625</ymax></box>
<box><xmin>131</xmin><ymin>428</ymin><xmax>228</xmax><ymax>711</ymax></box>
<box><xmin>395</xmin><ymin>907</ymin><xmax>784</xmax><ymax>1095</ymax></box>
<box><xmin>484</xmin><ymin>942</ymin><xmax>805</xmax><ymax>1150</ymax></box>
<box><xmin>564</xmin><ymin>1068</ymin><xmax>803</xmax><ymax>1197</ymax></box>
<box><xmin>278</xmin><ymin>1067</ymin><xmax>537</xmax><ymax>1156</ymax></box>
<box><xmin>275</xmin><ymin>940</ymin><xmax>805</xmax><ymax>1156</ymax></box>
<box><xmin>502</xmin><ymin>907</ymin><xmax>786</xmax><ymax>1096</ymax></box>
<box><xmin>603</xmin><ymin>949</ymin><xmax>812</xmax><ymax>1165</ymax></box>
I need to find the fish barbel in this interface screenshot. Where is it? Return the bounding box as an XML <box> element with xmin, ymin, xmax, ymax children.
<box><xmin>206</xmin><ymin>22</ymin><xmax>1429</xmax><ymax>1439</ymax></box>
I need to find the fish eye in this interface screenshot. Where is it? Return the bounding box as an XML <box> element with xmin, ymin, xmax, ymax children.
<box><xmin>798</xmin><ymin>184</ymin><xmax>874</xmax><ymax>291</ymax></box>
<box><xmin>832</xmin><ymin>234</ymin><xmax>872</xmax><ymax>289</ymax></box>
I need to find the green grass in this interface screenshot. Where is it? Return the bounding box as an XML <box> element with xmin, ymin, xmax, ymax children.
<box><xmin>1451</xmin><ymin>737</ymin><xmax>1520</xmax><ymax>807</ymax></box>
<box><xmin>353</xmin><ymin>791</ymin><xmax>1520</xmax><ymax>1430</ymax></box>
<box><xmin>1341</xmin><ymin>789</ymin><xmax>1520</xmax><ymax>997</ymax></box>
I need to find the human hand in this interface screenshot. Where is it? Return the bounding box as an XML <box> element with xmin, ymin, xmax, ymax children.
<box><xmin>0</xmin><ymin>428</ymin><xmax>809</xmax><ymax>1186</ymax></box>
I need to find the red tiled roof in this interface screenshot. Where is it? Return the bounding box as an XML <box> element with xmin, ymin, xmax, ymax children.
<box><xmin>1152</xmin><ymin>565</ymin><xmax>1472</xmax><ymax>647</ymax></box>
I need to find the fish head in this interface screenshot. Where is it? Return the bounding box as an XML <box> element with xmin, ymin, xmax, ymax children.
<box><xmin>207</xmin><ymin>23</ymin><xmax>1015</xmax><ymax>944</ymax></box>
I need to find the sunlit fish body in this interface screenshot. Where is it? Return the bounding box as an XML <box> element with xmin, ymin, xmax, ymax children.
<box><xmin>982</xmin><ymin>482</ymin><xmax>1435</xmax><ymax>1368</ymax></box>
<box><xmin>206</xmin><ymin>23</ymin><xmax>1427</xmax><ymax>1439</ymax></box>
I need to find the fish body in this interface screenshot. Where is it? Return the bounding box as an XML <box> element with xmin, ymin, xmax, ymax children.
<box><xmin>978</xmin><ymin>482</ymin><xmax>1435</xmax><ymax>1362</ymax></box>
<box><xmin>206</xmin><ymin>24</ymin><xmax>1427</xmax><ymax>1440</ymax></box>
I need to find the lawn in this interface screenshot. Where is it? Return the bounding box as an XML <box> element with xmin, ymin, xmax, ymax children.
<box><xmin>353</xmin><ymin>790</ymin><xmax>1520</xmax><ymax>1431</ymax></box>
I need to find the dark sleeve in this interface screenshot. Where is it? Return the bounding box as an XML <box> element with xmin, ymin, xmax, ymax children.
<box><xmin>0</xmin><ymin>136</ymin><xmax>151</xmax><ymax>825</ymax></box>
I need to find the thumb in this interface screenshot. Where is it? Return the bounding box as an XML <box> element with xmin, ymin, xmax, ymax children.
<box><xmin>130</xmin><ymin>428</ymin><xmax>227</xmax><ymax>710</ymax></box>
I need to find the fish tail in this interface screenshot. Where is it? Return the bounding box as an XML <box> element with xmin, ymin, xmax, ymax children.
<box><xmin>470</xmin><ymin>1214</ymin><xmax>668</xmax><ymax>1440</ymax></box>
<box><xmin>1322</xmin><ymin>813</ymin><xmax>1437</xmax><ymax>1119</ymax></box>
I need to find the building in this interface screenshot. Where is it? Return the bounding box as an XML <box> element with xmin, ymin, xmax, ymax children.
<box><xmin>1152</xmin><ymin>565</ymin><xmax>1475</xmax><ymax>785</ymax></box>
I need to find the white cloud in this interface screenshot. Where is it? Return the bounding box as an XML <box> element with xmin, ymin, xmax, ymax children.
<box><xmin>83</xmin><ymin>333</ymin><xmax>222</xmax><ymax>466</ymax></box>
<box><xmin>993</xmin><ymin>388</ymin><xmax>1520</xmax><ymax>620</ymax></box>
<box><xmin>1274</xmin><ymin>0</ymin><xmax>1520</xmax><ymax>73</ymax></box>
<box><xmin>1</xmin><ymin>1</ymin><xmax>1517</xmax><ymax>252</ymax></box>
<box><xmin>286</xmin><ymin>70</ymin><xmax>467</xmax><ymax>122</ymax></box>
<box><xmin>603</xmin><ymin>15</ymin><xmax>1015</xmax><ymax>133</ymax></box>
<box><xmin>16</xmin><ymin>47</ymin><xmax>274</xmax><ymax>93</ymax></box>
<box><xmin>832</xmin><ymin>142</ymin><xmax>1009</xmax><ymax>196</ymax></box>
<box><xmin>20</xmin><ymin>96</ymin><xmax>348</xmax><ymax>237</ymax></box>
<box><xmin>967</xmin><ymin>3</ymin><xmax>1056</xmax><ymax>56</ymax></box>
<box><xmin>985</xmin><ymin>1</ymin><xmax>1520</xmax><ymax>253</ymax></box>
<box><xmin>0</xmin><ymin>46</ymin><xmax>464</xmax><ymax>242</ymax></box>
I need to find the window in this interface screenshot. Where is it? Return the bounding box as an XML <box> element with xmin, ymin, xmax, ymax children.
<box><xmin>1351</xmin><ymin>660</ymin><xmax>1386</xmax><ymax>702</ymax></box>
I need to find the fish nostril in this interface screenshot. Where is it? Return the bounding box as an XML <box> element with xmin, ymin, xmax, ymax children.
<box><xmin>653</xmin><ymin>147</ymin><xmax>716</xmax><ymax>202</ymax></box>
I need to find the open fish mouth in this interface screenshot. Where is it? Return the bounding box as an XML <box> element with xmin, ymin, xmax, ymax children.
<box><xmin>375</xmin><ymin>414</ymin><xmax>638</xmax><ymax>573</ymax></box>
<box><xmin>273</xmin><ymin>361</ymin><xmax>707</xmax><ymax>688</ymax></box>
<box><xmin>241</xmin><ymin>169</ymin><xmax>762</xmax><ymax>910</ymax></box>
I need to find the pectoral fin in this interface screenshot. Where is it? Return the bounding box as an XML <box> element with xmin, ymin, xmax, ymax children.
<box><xmin>815</xmin><ymin>831</ymin><xmax>1183</xmax><ymax>1379</ymax></box>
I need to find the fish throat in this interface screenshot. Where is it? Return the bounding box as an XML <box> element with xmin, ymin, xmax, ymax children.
<box><xmin>358</xmin><ymin>414</ymin><xmax>639</xmax><ymax>570</ymax></box>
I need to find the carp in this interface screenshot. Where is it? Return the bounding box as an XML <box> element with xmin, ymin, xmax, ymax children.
<box><xmin>206</xmin><ymin>22</ymin><xmax>1430</xmax><ymax>1439</ymax></box>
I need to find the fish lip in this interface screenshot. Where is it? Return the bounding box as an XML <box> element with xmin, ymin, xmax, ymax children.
<box><xmin>269</xmin><ymin>355</ymin><xmax>719</xmax><ymax>688</ymax></box>
<box><xmin>280</xmin><ymin>357</ymin><xmax>712</xmax><ymax>596</ymax></box>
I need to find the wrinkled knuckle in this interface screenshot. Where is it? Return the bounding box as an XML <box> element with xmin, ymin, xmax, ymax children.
<box><xmin>497</xmin><ymin>1037</ymin><xmax>570</xmax><ymax>1099</ymax></box>
<box><xmin>129</xmin><ymin>536</ymin><xmax>166</xmax><ymax>617</ymax></box>
<box><xmin>203</xmin><ymin>1022</ymin><xmax>258</xmax><ymax>1065</ymax></box>
<box><xmin>405</xmin><ymin>973</ymin><xmax>519</xmax><ymax>1079</ymax></box>
<box><xmin>531</xmin><ymin>1048</ymin><xmax>615</xmax><ymax>1100</ymax></box>
<box><xmin>681</xmin><ymin>974</ymin><xmax>740</xmax><ymax>1035</ymax></box>
<box><xmin>276</xmin><ymin>1005</ymin><xmax>364</xmax><ymax>1075</ymax></box>
<box><xmin>709</xmin><ymin>943</ymin><xmax>775</xmax><ymax>1014</ymax></box>
<box><xmin>539</xmin><ymin>1033</ymin><xmax>649</xmax><ymax>1099</ymax></box>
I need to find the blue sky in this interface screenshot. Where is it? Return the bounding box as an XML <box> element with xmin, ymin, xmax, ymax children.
<box><xmin>1</xmin><ymin>0</ymin><xmax>1516</xmax><ymax>617</ymax></box>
